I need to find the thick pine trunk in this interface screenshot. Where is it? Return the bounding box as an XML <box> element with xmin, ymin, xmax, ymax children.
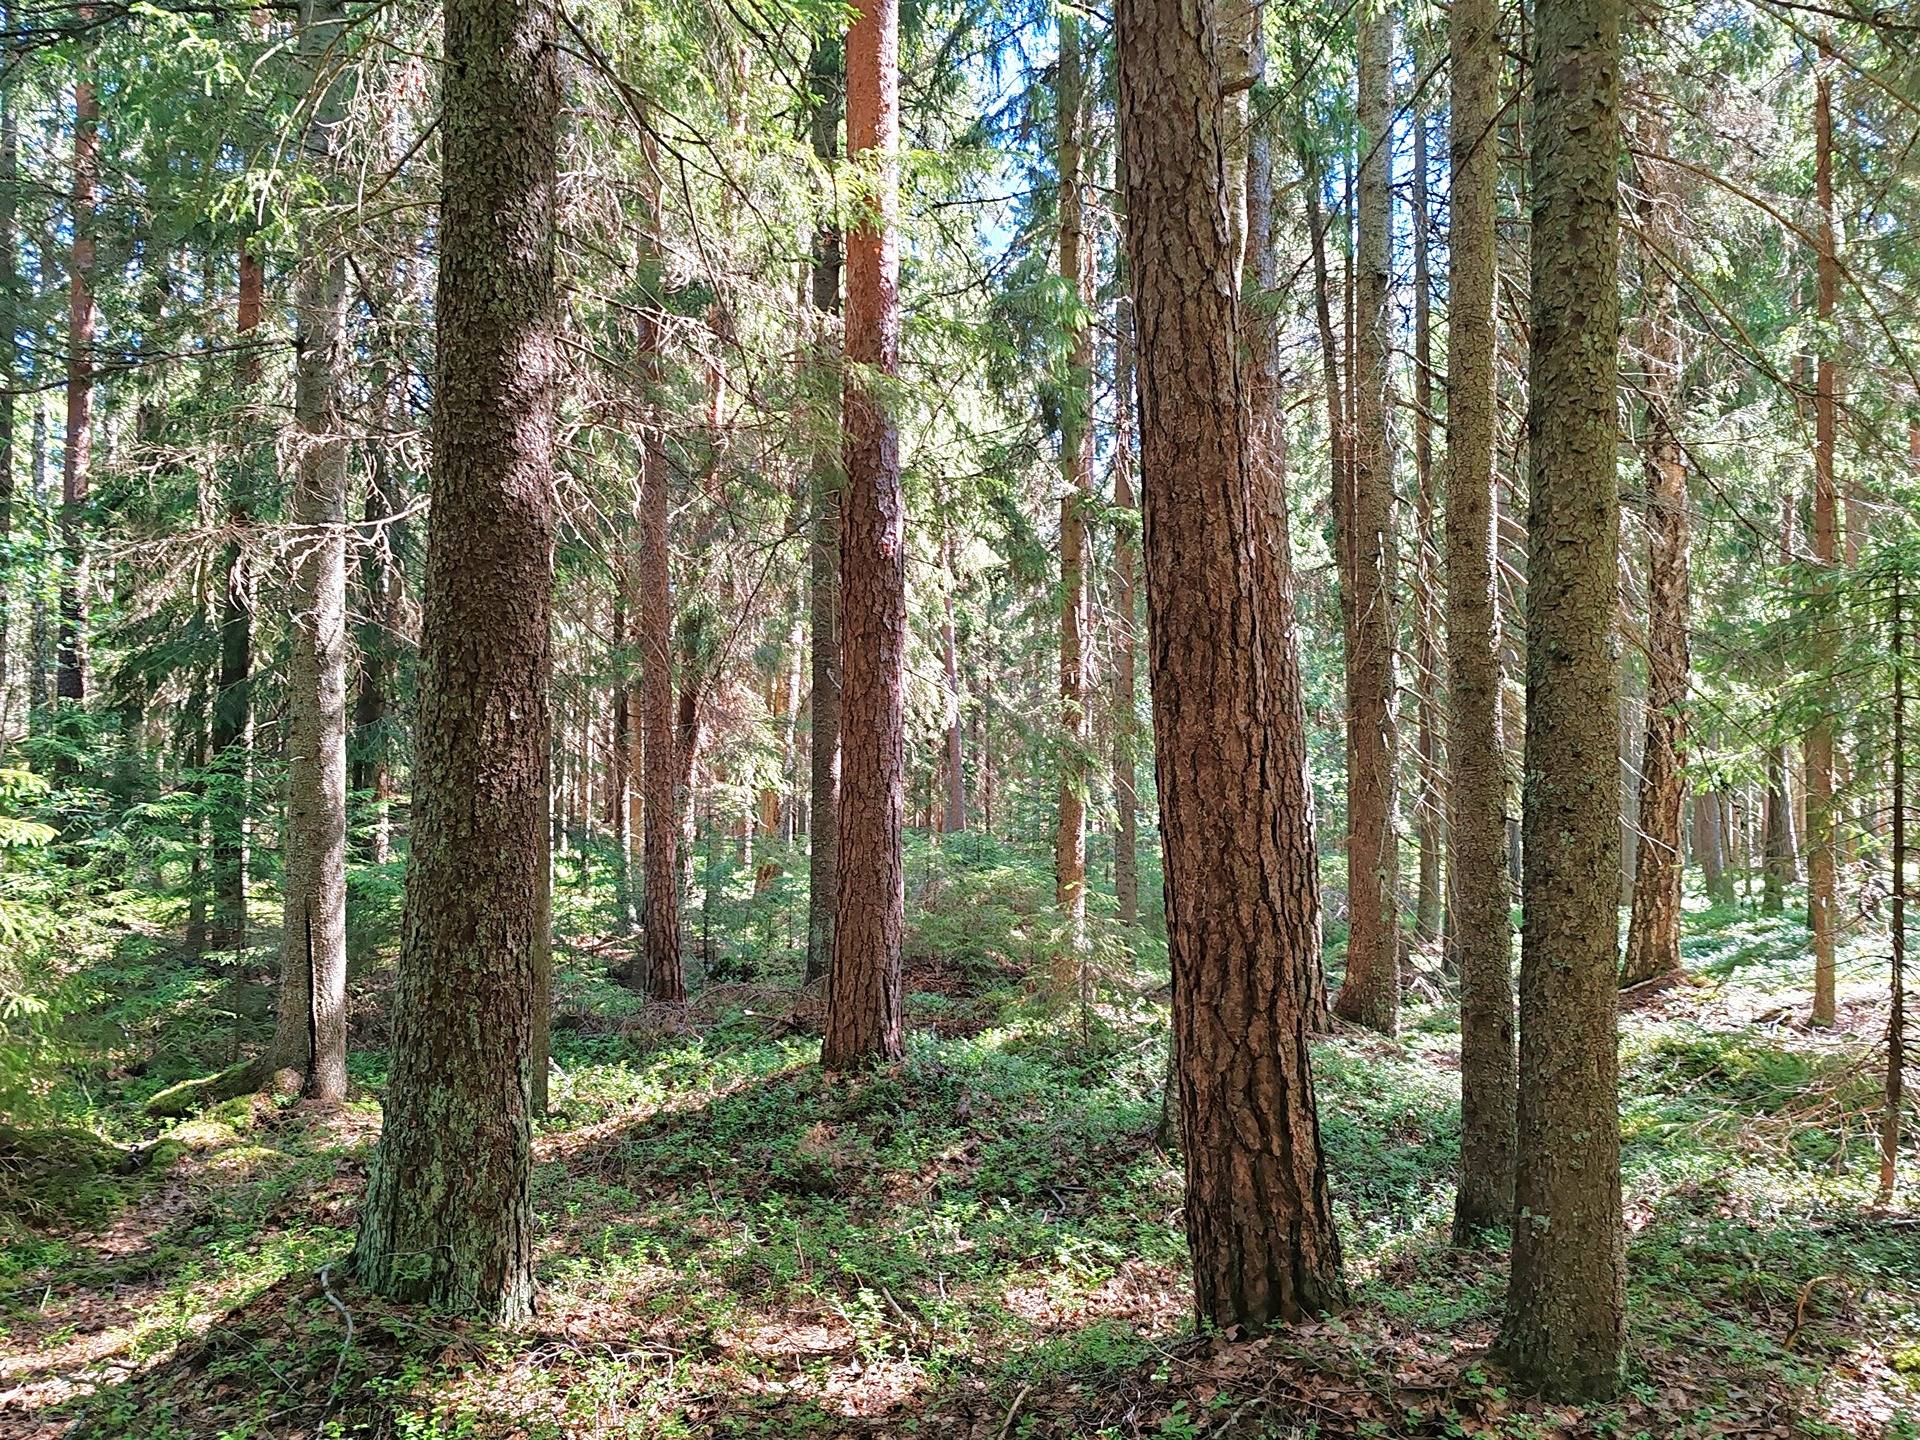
<box><xmin>1116</xmin><ymin>0</ymin><xmax>1346</xmax><ymax>1327</ymax></box>
<box><xmin>1497</xmin><ymin>0</ymin><xmax>1628</xmax><ymax>1396</ymax></box>
<box><xmin>822</xmin><ymin>0</ymin><xmax>906</xmax><ymax>1069</ymax></box>
<box><xmin>1052</xmin><ymin>9</ymin><xmax>1091</xmax><ymax>982</ymax></box>
<box><xmin>266</xmin><ymin>0</ymin><xmax>351</xmax><ymax>1103</ymax></box>
<box><xmin>805</xmin><ymin>40</ymin><xmax>843</xmax><ymax>985</ymax></box>
<box><xmin>1447</xmin><ymin>0</ymin><xmax>1516</xmax><ymax>1241</ymax></box>
<box><xmin>1807</xmin><ymin>46</ymin><xmax>1840</xmax><ymax>1025</ymax></box>
<box><xmin>1622</xmin><ymin>116</ymin><xmax>1693</xmax><ymax>989</ymax></box>
<box><xmin>352</xmin><ymin>0</ymin><xmax>557</xmax><ymax>1325</ymax></box>
<box><xmin>1333</xmin><ymin>6</ymin><xmax>1400</xmax><ymax>1035</ymax></box>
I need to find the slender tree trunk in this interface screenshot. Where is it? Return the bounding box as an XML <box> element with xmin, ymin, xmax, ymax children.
<box><xmin>1879</xmin><ymin>571</ymin><xmax>1905</xmax><ymax>1206</ymax></box>
<box><xmin>1808</xmin><ymin>43</ymin><xmax>1840</xmax><ymax>1026</ymax></box>
<box><xmin>941</xmin><ymin>530</ymin><xmax>966</xmax><ymax>832</ymax></box>
<box><xmin>638</xmin><ymin>347</ymin><xmax>684</xmax><ymax>1002</ymax></box>
<box><xmin>1052</xmin><ymin>8</ymin><xmax>1091</xmax><ymax>983</ymax></box>
<box><xmin>211</xmin><ymin>249</ymin><xmax>261</xmax><ymax>953</ymax></box>
<box><xmin>1110</xmin><ymin>238</ymin><xmax>1140</xmax><ymax>931</ymax></box>
<box><xmin>1116</xmin><ymin>0</ymin><xmax>1347</xmax><ymax>1326</ymax></box>
<box><xmin>805</xmin><ymin>39</ymin><xmax>843</xmax><ymax>985</ymax></box>
<box><xmin>1448</xmin><ymin>0</ymin><xmax>1516</xmax><ymax>1241</ymax></box>
<box><xmin>1695</xmin><ymin>790</ymin><xmax>1727</xmax><ymax>904</ymax></box>
<box><xmin>1411</xmin><ymin>106</ymin><xmax>1444</xmax><ymax>947</ymax></box>
<box><xmin>1622</xmin><ymin>116</ymin><xmax>1693</xmax><ymax>988</ymax></box>
<box><xmin>1333</xmin><ymin>2</ymin><xmax>1400</xmax><ymax>1035</ymax></box>
<box><xmin>1497</xmin><ymin>0</ymin><xmax>1628</xmax><ymax>1396</ymax></box>
<box><xmin>0</xmin><ymin>69</ymin><xmax>15</xmax><ymax>715</ymax></box>
<box><xmin>265</xmin><ymin>0</ymin><xmax>351</xmax><ymax>1103</ymax></box>
<box><xmin>822</xmin><ymin>0</ymin><xmax>905</xmax><ymax>1069</ymax></box>
<box><xmin>57</xmin><ymin>49</ymin><xmax>98</xmax><ymax>708</ymax></box>
<box><xmin>1765</xmin><ymin>495</ymin><xmax>1796</xmax><ymax>914</ymax></box>
<box><xmin>352</xmin><ymin>0</ymin><xmax>557</xmax><ymax>1324</ymax></box>
<box><xmin>610</xmin><ymin>595</ymin><xmax>634</xmax><ymax>928</ymax></box>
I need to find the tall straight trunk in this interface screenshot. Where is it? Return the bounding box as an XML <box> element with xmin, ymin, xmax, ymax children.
<box><xmin>1765</xmin><ymin>493</ymin><xmax>1796</xmax><ymax>914</ymax></box>
<box><xmin>1622</xmin><ymin>117</ymin><xmax>1693</xmax><ymax>987</ymax></box>
<box><xmin>211</xmin><ymin>248</ymin><xmax>262</xmax><ymax>952</ymax></box>
<box><xmin>1808</xmin><ymin>44</ymin><xmax>1840</xmax><ymax>1026</ymax></box>
<box><xmin>1110</xmin><ymin>239</ymin><xmax>1140</xmax><ymax>931</ymax></box>
<box><xmin>638</xmin><ymin>406</ymin><xmax>683</xmax><ymax>1000</ymax></box>
<box><xmin>265</xmin><ymin>0</ymin><xmax>351</xmax><ymax>1103</ymax></box>
<box><xmin>1116</xmin><ymin>0</ymin><xmax>1347</xmax><ymax>1326</ymax></box>
<box><xmin>1411</xmin><ymin>106</ymin><xmax>1444</xmax><ymax>946</ymax></box>
<box><xmin>941</xmin><ymin>531</ymin><xmax>966</xmax><ymax>831</ymax></box>
<box><xmin>0</xmin><ymin>67</ymin><xmax>15</xmax><ymax>712</ymax></box>
<box><xmin>1880</xmin><ymin>571</ymin><xmax>1906</xmax><ymax>1205</ymax></box>
<box><xmin>805</xmin><ymin>38</ymin><xmax>843</xmax><ymax>985</ymax></box>
<box><xmin>28</xmin><ymin>406</ymin><xmax>47</xmax><ymax>724</ymax></box>
<box><xmin>822</xmin><ymin>0</ymin><xmax>906</xmax><ymax>1070</ymax></box>
<box><xmin>1447</xmin><ymin>0</ymin><xmax>1516</xmax><ymax>1241</ymax></box>
<box><xmin>1498</xmin><ymin>0</ymin><xmax>1627</xmax><ymax>1397</ymax></box>
<box><xmin>352</xmin><ymin>0</ymin><xmax>556</xmax><ymax>1325</ymax></box>
<box><xmin>1052</xmin><ymin>8</ymin><xmax>1091</xmax><ymax>980</ymax></box>
<box><xmin>610</xmin><ymin>595</ymin><xmax>634</xmax><ymax>928</ymax></box>
<box><xmin>57</xmin><ymin>51</ymin><xmax>98</xmax><ymax>706</ymax></box>
<box><xmin>1695</xmin><ymin>790</ymin><xmax>1728</xmax><ymax>904</ymax></box>
<box><xmin>1334</xmin><ymin>1</ymin><xmax>1400</xmax><ymax>1035</ymax></box>
<box><xmin>352</xmin><ymin>354</ymin><xmax>406</xmax><ymax>865</ymax></box>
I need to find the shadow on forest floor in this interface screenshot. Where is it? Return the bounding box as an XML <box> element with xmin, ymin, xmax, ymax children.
<box><xmin>4</xmin><ymin>890</ymin><xmax>1918</xmax><ymax>1439</ymax></box>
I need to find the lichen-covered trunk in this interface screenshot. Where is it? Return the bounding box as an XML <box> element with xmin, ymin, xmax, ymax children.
<box><xmin>1622</xmin><ymin>116</ymin><xmax>1693</xmax><ymax>989</ymax></box>
<box><xmin>806</xmin><ymin>39</ymin><xmax>843</xmax><ymax>986</ymax></box>
<box><xmin>822</xmin><ymin>0</ymin><xmax>905</xmax><ymax>1070</ymax></box>
<box><xmin>1116</xmin><ymin>0</ymin><xmax>1347</xmax><ymax>1327</ymax></box>
<box><xmin>1410</xmin><ymin>105</ymin><xmax>1444</xmax><ymax>948</ymax></box>
<box><xmin>1807</xmin><ymin>47</ymin><xmax>1840</xmax><ymax>1026</ymax></box>
<box><xmin>1447</xmin><ymin>0</ymin><xmax>1516</xmax><ymax>1241</ymax></box>
<box><xmin>1333</xmin><ymin>3</ymin><xmax>1400</xmax><ymax>1035</ymax></box>
<box><xmin>1052</xmin><ymin>9</ymin><xmax>1091</xmax><ymax>985</ymax></box>
<box><xmin>1497</xmin><ymin>0</ymin><xmax>1627</xmax><ymax>1397</ymax></box>
<box><xmin>266</xmin><ymin>0</ymin><xmax>350</xmax><ymax>1104</ymax></box>
<box><xmin>1110</xmin><ymin>258</ymin><xmax>1140</xmax><ymax>932</ymax></box>
<box><xmin>351</xmin><ymin>0</ymin><xmax>557</xmax><ymax>1326</ymax></box>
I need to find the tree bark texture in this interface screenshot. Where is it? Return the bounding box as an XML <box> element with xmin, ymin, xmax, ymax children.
<box><xmin>57</xmin><ymin>51</ymin><xmax>98</xmax><ymax>706</ymax></box>
<box><xmin>1808</xmin><ymin>44</ymin><xmax>1839</xmax><ymax>1026</ymax></box>
<box><xmin>1116</xmin><ymin>0</ymin><xmax>1347</xmax><ymax>1328</ymax></box>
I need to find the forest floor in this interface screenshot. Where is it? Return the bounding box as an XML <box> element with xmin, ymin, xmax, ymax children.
<box><xmin>1</xmin><ymin>834</ymin><xmax>1916</xmax><ymax>1439</ymax></box>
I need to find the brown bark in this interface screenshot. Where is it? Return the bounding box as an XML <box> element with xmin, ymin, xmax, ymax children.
<box><xmin>1497</xmin><ymin>0</ymin><xmax>1628</xmax><ymax>1396</ymax></box>
<box><xmin>1053</xmin><ymin>8</ymin><xmax>1091</xmax><ymax>982</ymax></box>
<box><xmin>1447</xmin><ymin>0</ymin><xmax>1516</xmax><ymax>1241</ymax></box>
<box><xmin>638</xmin><ymin>329</ymin><xmax>684</xmax><ymax>1003</ymax></box>
<box><xmin>1880</xmin><ymin>573</ymin><xmax>1905</xmax><ymax>1206</ymax></box>
<box><xmin>1694</xmin><ymin>790</ymin><xmax>1729</xmax><ymax>905</ymax></box>
<box><xmin>1116</xmin><ymin>0</ymin><xmax>1346</xmax><ymax>1327</ymax></box>
<box><xmin>941</xmin><ymin>530</ymin><xmax>966</xmax><ymax>832</ymax></box>
<box><xmin>1333</xmin><ymin>4</ymin><xmax>1400</xmax><ymax>1035</ymax></box>
<box><xmin>265</xmin><ymin>0</ymin><xmax>351</xmax><ymax>1104</ymax></box>
<box><xmin>1808</xmin><ymin>43</ymin><xmax>1839</xmax><ymax>1026</ymax></box>
<box><xmin>57</xmin><ymin>47</ymin><xmax>98</xmax><ymax>706</ymax></box>
<box><xmin>822</xmin><ymin>0</ymin><xmax>906</xmax><ymax>1070</ymax></box>
<box><xmin>352</xmin><ymin>0</ymin><xmax>556</xmax><ymax>1325</ymax></box>
<box><xmin>806</xmin><ymin>38</ymin><xmax>843</xmax><ymax>985</ymax></box>
<box><xmin>1622</xmin><ymin>117</ymin><xmax>1693</xmax><ymax>989</ymax></box>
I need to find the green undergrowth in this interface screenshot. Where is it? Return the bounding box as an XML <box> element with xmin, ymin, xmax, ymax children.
<box><xmin>1</xmin><ymin>859</ymin><xmax>1913</xmax><ymax>1439</ymax></box>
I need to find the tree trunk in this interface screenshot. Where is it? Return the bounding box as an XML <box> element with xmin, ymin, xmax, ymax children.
<box><xmin>806</xmin><ymin>38</ymin><xmax>843</xmax><ymax>986</ymax></box>
<box><xmin>57</xmin><ymin>51</ymin><xmax>98</xmax><ymax>708</ymax></box>
<box><xmin>265</xmin><ymin>0</ymin><xmax>351</xmax><ymax>1104</ymax></box>
<box><xmin>352</xmin><ymin>0</ymin><xmax>556</xmax><ymax>1325</ymax></box>
<box><xmin>822</xmin><ymin>0</ymin><xmax>905</xmax><ymax>1069</ymax></box>
<box><xmin>638</xmin><ymin>328</ymin><xmax>684</xmax><ymax>1003</ymax></box>
<box><xmin>1052</xmin><ymin>8</ymin><xmax>1091</xmax><ymax>984</ymax></box>
<box><xmin>1695</xmin><ymin>791</ymin><xmax>1727</xmax><ymax>905</ymax></box>
<box><xmin>1765</xmin><ymin>496</ymin><xmax>1796</xmax><ymax>915</ymax></box>
<box><xmin>1411</xmin><ymin>105</ymin><xmax>1444</xmax><ymax>948</ymax></box>
<box><xmin>1497</xmin><ymin>0</ymin><xmax>1628</xmax><ymax>1397</ymax></box>
<box><xmin>211</xmin><ymin>248</ymin><xmax>262</xmax><ymax>953</ymax></box>
<box><xmin>1447</xmin><ymin>0</ymin><xmax>1516</xmax><ymax>1241</ymax></box>
<box><xmin>941</xmin><ymin>530</ymin><xmax>966</xmax><ymax>832</ymax></box>
<box><xmin>1622</xmin><ymin>116</ymin><xmax>1693</xmax><ymax>989</ymax></box>
<box><xmin>1807</xmin><ymin>44</ymin><xmax>1839</xmax><ymax>1026</ymax></box>
<box><xmin>0</xmin><ymin>69</ymin><xmax>15</xmax><ymax>717</ymax></box>
<box><xmin>1333</xmin><ymin>5</ymin><xmax>1400</xmax><ymax>1034</ymax></box>
<box><xmin>1879</xmin><ymin>571</ymin><xmax>1905</xmax><ymax>1206</ymax></box>
<box><xmin>1116</xmin><ymin>0</ymin><xmax>1347</xmax><ymax>1326</ymax></box>
<box><xmin>1110</xmin><ymin>222</ymin><xmax>1140</xmax><ymax>931</ymax></box>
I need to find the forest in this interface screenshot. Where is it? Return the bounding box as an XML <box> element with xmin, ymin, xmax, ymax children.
<box><xmin>0</xmin><ymin>0</ymin><xmax>1915</xmax><ymax>1429</ymax></box>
